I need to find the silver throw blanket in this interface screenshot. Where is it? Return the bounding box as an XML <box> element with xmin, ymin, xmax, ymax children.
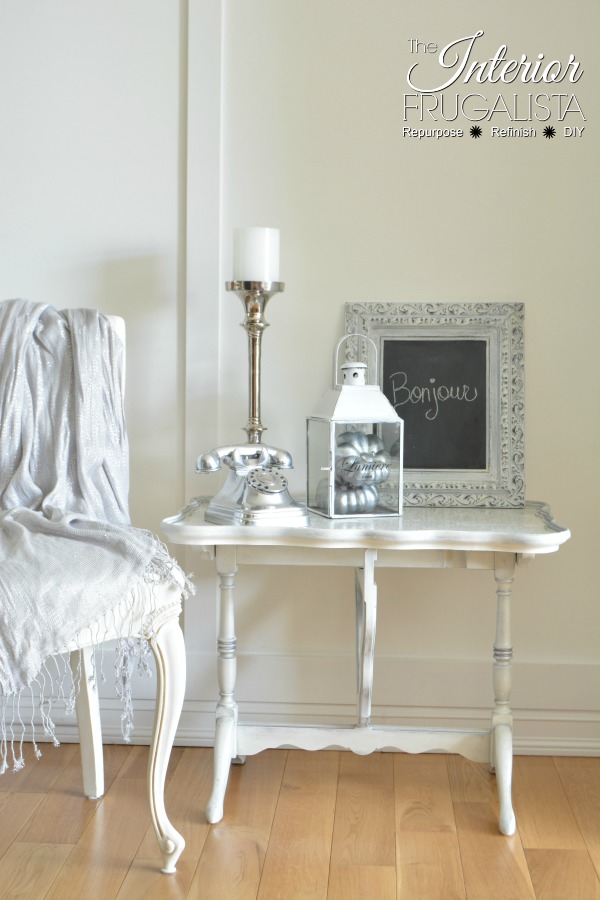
<box><xmin>0</xmin><ymin>299</ymin><xmax>184</xmax><ymax>770</ymax></box>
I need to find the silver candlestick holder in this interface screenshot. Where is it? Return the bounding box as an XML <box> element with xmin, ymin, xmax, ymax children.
<box><xmin>195</xmin><ymin>280</ymin><xmax>309</xmax><ymax>526</ymax></box>
<box><xmin>225</xmin><ymin>280</ymin><xmax>283</xmax><ymax>443</ymax></box>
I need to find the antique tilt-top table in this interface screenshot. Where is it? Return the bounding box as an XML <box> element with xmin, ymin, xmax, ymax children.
<box><xmin>161</xmin><ymin>498</ymin><xmax>570</xmax><ymax>836</ymax></box>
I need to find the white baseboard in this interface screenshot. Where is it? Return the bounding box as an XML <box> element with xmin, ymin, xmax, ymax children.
<box><xmin>38</xmin><ymin>700</ymin><xmax>600</xmax><ymax>757</ymax></box>
<box><xmin>18</xmin><ymin>655</ymin><xmax>600</xmax><ymax>757</ymax></box>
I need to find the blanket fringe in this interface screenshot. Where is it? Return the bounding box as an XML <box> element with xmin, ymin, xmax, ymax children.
<box><xmin>0</xmin><ymin>548</ymin><xmax>192</xmax><ymax>775</ymax></box>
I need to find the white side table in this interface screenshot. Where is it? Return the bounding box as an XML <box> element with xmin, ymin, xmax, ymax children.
<box><xmin>162</xmin><ymin>499</ymin><xmax>570</xmax><ymax>836</ymax></box>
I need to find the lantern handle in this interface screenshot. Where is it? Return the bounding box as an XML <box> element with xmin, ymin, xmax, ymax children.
<box><xmin>334</xmin><ymin>333</ymin><xmax>378</xmax><ymax>387</ymax></box>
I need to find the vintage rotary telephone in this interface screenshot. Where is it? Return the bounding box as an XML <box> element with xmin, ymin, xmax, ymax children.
<box><xmin>196</xmin><ymin>279</ymin><xmax>309</xmax><ymax>526</ymax></box>
<box><xmin>196</xmin><ymin>442</ymin><xmax>308</xmax><ymax>526</ymax></box>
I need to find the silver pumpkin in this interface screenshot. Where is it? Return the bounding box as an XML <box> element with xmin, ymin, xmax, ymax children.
<box><xmin>334</xmin><ymin>482</ymin><xmax>379</xmax><ymax>514</ymax></box>
<box><xmin>335</xmin><ymin>430</ymin><xmax>391</xmax><ymax>488</ymax></box>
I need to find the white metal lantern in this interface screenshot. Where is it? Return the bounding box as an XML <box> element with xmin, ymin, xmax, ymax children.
<box><xmin>307</xmin><ymin>334</ymin><xmax>404</xmax><ymax>518</ymax></box>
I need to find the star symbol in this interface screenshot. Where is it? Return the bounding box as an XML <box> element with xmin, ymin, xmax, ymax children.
<box><xmin>543</xmin><ymin>126</ymin><xmax>556</xmax><ymax>139</ymax></box>
<box><xmin>470</xmin><ymin>125</ymin><xmax>483</xmax><ymax>139</ymax></box>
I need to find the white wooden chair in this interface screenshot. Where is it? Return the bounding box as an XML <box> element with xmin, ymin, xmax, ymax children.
<box><xmin>1</xmin><ymin>312</ymin><xmax>186</xmax><ymax>874</ymax></box>
<box><xmin>67</xmin><ymin>316</ymin><xmax>186</xmax><ymax>874</ymax></box>
<box><xmin>65</xmin><ymin>577</ymin><xmax>186</xmax><ymax>873</ymax></box>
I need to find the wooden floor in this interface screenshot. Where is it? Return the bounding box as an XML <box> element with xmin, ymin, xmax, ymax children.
<box><xmin>0</xmin><ymin>744</ymin><xmax>598</xmax><ymax>899</ymax></box>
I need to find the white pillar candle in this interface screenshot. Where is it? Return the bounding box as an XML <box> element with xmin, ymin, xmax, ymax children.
<box><xmin>233</xmin><ymin>227</ymin><xmax>280</xmax><ymax>282</ymax></box>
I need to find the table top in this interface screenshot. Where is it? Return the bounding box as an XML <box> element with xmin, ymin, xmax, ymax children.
<box><xmin>161</xmin><ymin>498</ymin><xmax>570</xmax><ymax>555</ymax></box>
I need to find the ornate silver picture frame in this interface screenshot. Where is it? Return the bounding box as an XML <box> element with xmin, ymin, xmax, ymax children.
<box><xmin>344</xmin><ymin>302</ymin><xmax>525</xmax><ymax>508</ymax></box>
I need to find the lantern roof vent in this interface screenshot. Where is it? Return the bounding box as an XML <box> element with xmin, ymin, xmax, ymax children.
<box><xmin>309</xmin><ymin>334</ymin><xmax>402</xmax><ymax>424</ymax></box>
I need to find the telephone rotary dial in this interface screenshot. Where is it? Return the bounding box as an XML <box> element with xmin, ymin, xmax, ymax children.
<box><xmin>245</xmin><ymin>466</ymin><xmax>289</xmax><ymax>494</ymax></box>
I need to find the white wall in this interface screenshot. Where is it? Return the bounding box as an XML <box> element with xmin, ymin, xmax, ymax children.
<box><xmin>1</xmin><ymin>0</ymin><xmax>597</xmax><ymax>753</ymax></box>
<box><xmin>0</xmin><ymin>0</ymin><xmax>185</xmax><ymax>536</ymax></box>
<box><xmin>0</xmin><ymin>0</ymin><xmax>189</xmax><ymax>740</ymax></box>
<box><xmin>189</xmin><ymin>0</ymin><xmax>599</xmax><ymax>754</ymax></box>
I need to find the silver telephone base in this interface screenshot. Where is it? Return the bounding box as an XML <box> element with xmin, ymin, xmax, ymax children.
<box><xmin>203</xmin><ymin>463</ymin><xmax>310</xmax><ymax>527</ymax></box>
<box><xmin>205</xmin><ymin>498</ymin><xmax>309</xmax><ymax>527</ymax></box>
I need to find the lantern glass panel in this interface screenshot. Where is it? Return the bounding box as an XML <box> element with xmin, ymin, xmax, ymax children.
<box><xmin>307</xmin><ymin>418</ymin><xmax>332</xmax><ymax>515</ymax></box>
<box><xmin>332</xmin><ymin>422</ymin><xmax>401</xmax><ymax>517</ymax></box>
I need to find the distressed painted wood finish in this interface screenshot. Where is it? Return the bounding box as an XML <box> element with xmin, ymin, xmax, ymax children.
<box><xmin>163</xmin><ymin>499</ymin><xmax>569</xmax><ymax>555</ymax></box>
<box><xmin>162</xmin><ymin>499</ymin><xmax>570</xmax><ymax>841</ymax></box>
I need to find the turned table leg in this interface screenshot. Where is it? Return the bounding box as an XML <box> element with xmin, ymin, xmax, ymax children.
<box><xmin>492</xmin><ymin>551</ymin><xmax>517</xmax><ymax>836</ymax></box>
<box><xmin>206</xmin><ymin>545</ymin><xmax>238</xmax><ymax>825</ymax></box>
<box><xmin>355</xmin><ymin>550</ymin><xmax>378</xmax><ymax>727</ymax></box>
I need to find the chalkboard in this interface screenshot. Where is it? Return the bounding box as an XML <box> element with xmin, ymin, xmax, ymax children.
<box><xmin>382</xmin><ymin>338</ymin><xmax>488</xmax><ymax>470</ymax></box>
<box><xmin>345</xmin><ymin>302</ymin><xmax>525</xmax><ymax>507</ymax></box>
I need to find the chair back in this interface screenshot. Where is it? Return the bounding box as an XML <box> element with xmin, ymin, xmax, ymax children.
<box><xmin>0</xmin><ymin>305</ymin><xmax>129</xmax><ymax>520</ymax></box>
<box><xmin>107</xmin><ymin>315</ymin><xmax>125</xmax><ymax>343</ymax></box>
<box><xmin>107</xmin><ymin>315</ymin><xmax>126</xmax><ymax>391</ymax></box>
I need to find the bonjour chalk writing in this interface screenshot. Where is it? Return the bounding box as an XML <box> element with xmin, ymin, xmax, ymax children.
<box><xmin>389</xmin><ymin>371</ymin><xmax>478</xmax><ymax>421</ymax></box>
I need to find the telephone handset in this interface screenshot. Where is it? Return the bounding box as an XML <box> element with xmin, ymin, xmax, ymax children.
<box><xmin>197</xmin><ymin>444</ymin><xmax>292</xmax><ymax>476</ymax></box>
<box><xmin>196</xmin><ymin>443</ymin><xmax>309</xmax><ymax>526</ymax></box>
